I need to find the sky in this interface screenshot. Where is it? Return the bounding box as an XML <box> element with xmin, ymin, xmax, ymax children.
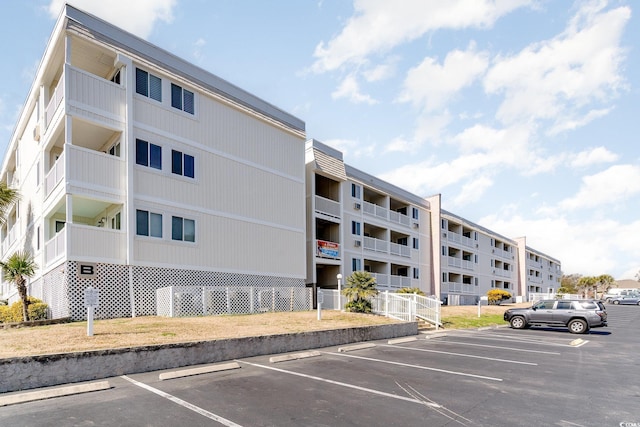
<box><xmin>1</xmin><ymin>0</ymin><xmax>638</xmax><ymax>280</ymax></box>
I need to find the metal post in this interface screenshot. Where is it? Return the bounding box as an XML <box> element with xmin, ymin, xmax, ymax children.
<box><xmin>337</xmin><ymin>273</ymin><xmax>343</xmax><ymax>311</ymax></box>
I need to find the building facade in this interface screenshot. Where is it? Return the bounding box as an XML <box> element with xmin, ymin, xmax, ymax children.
<box><xmin>1</xmin><ymin>5</ymin><xmax>562</xmax><ymax>318</ymax></box>
<box><xmin>305</xmin><ymin>140</ymin><xmax>433</xmax><ymax>295</ymax></box>
<box><xmin>0</xmin><ymin>5</ymin><xmax>307</xmax><ymax>319</ymax></box>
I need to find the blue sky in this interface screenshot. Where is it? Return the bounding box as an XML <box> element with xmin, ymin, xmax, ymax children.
<box><xmin>1</xmin><ymin>1</ymin><xmax>639</xmax><ymax>280</ymax></box>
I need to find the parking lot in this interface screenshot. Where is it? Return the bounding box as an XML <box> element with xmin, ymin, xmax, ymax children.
<box><xmin>1</xmin><ymin>304</ymin><xmax>639</xmax><ymax>426</ymax></box>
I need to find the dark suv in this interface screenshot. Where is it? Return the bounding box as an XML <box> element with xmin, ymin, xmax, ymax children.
<box><xmin>503</xmin><ymin>300</ymin><xmax>607</xmax><ymax>334</ymax></box>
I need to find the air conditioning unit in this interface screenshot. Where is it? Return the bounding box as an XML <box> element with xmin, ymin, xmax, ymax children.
<box><xmin>33</xmin><ymin>124</ymin><xmax>41</xmax><ymax>141</ymax></box>
<box><xmin>354</xmin><ymin>202</ymin><xmax>361</xmax><ymax>210</ymax></box>
<box><xmin>354</xmin><ymin>240</ymin><xmax>362</xmax><ymax>247</ymax></box>
<box><xmin>413</xmin><ymin>223</ymin><xmax>419</xmax><ymax>229</ymax></box>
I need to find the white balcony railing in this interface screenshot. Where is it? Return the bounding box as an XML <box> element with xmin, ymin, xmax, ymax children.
<box><xmin>314</xmin><ymin>195</ymin><xmax>340</xmax><ymax>218</ymax></box>
<box><xmin>441</xmin><ymin>282</ymin><xmax>477</xmax><ymax>294</ymax></box>
<box><xmin>44</xmin><ymin>151</ymin><xmax>65</xmax><ymax>198</ymax></box>
<box><xmin>68</xmin><ymin>224</ymin><xmax>126</xmax><ymax>262</ymax></box>
<box><xmin>45</xmin><ymin>230</ymin><xmax>66</xmax><ymax>265</ymax></box>
<box><xmin>447</xmin><ymin>256</ymin><xmax>462</xmax><ymax>268</ymax></box>
<box><xmin>363</xmin><ymin>200</ymin><xmax>388</xmax><ymax>220</ymax></box>
<box><xmin>389</xmin><ymin>210</ymin><xmax>410</xmax><ymax>227</ymax></box>
<box><xmin>45</xmin><ymin>74</ymin><xmax>65</xmax><ymax>129</ymax></box>
<box><xmin>389</xmin><ymin>242</ymin><xmax>411</xmax><ymax>258</ymax></box>
<box><xmin>67</xmin><ymin>66</ymin><xmax>125</xmax><ymax>120</ymax></box>
<box><xmin>363</xmin><ymin>236</ymin><xmax>389</xmax><ymax>253</ymax></box>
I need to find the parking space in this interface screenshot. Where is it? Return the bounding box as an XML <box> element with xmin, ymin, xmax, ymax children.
<box><xmin>2</xmin><ymin>304</ymin><xmax>639</xmax><ymax>426</ymax></box>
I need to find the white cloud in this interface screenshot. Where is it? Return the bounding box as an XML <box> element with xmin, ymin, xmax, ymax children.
<box><xmin>484</xmin><ymin>1</ymin><xmax>630</xmax><ymax>129</ymax></box>
<box><xmin>362</xmin><ymin>58</ymin><xmax>398</xmax><ymax>82</ymax></box>
<box><xmin>570</xmin><ymin>146</ymin><xmax>619</xmax><ymax>168</ymax></box>
<box><xmin>48</xmin><ymin>0</ymin><xmax>177</xmax><ymax>39</ymax></box>
<box><xmin>559</xmin><ymin>164</ymin><xmax>640</xmax><ymax>210</ymax></box>
<box><xmin>193</xmin><ymin>38</ymin><xmax>206</xmax><ymax>62</ymax></box>
<box><xmin>331</xmin><ymin>74</ymin><xmax>378</xmax><ymax>104</ymax></box>
<box><xmin>397</xmin><ymin>45</ymin><xmax>489</xmax><ymax>112</ymax></box>
<box><xmin>451</xmin><ymin>175</ymin><xmax>493</xmax><ymax>206</ymax></box>
<box><xmin>311</xmin><ymin>0</ymin><xmax>533</xmax><ymax>73</ymax></box>
<box><xmin>323</xmin><ymin>138</ymin><xmax>377</xmax><ymax>160</ymax></box>
<box><xmin>479</xmin><ymin>213</ymin><xmax>638</xmax><ymax>277</ymax></box>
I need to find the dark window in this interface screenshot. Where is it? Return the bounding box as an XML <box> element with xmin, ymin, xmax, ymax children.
<box><xmin>171</xmin><ymin>83</ymin><xmax>195</xmax><ymax>114</ymax></box>
<box><xmin>172</xmin><ymin>216</ymin><xmax>195</xmax><ymax>242</ymax></box>
<box><xmin>172</xmin><ymin>150</ymin><xmax>195</xmax><ymax>178</ymax></box>
<box><xmin>136</xmin><ymin>210</ymin><xmax>162</xmax><ymax>238</ymax></box>
<box><xmin>136</xmin><ymin>139</ymin><xmax>162</xmax><ymax>170</ymax></box>
<box><xmin>136</xmin><ymin>68</ymin><xmax>161</xmax><ymax>101</ymax></box>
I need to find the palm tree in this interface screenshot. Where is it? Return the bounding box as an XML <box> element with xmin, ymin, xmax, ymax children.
<box><xmin>0</xmin><ymin>251</ymin><xmax>38</xmax><ymax>322</ymax></box>
<box><xmin>342</xmin><ymin>271</ymin><xmax>378</xmax><ymax>313</ymax></box>
<box><xmin>0</xmin><ymin>182</ymin><xmax>19</xmax><ymax>224</ymax></box>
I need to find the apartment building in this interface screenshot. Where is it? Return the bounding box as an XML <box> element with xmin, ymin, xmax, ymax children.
<box><xmin>305</xmin><ymin>140</ymin><xmax>433</xmax><ymax>295</ymax></box>
<box><xmin>0</xmin><ymin>5</ymin><xmax>307</xmax><ymax>319</ymax></box>
<box><xmin>428</xmin><ymin>204</ymin><xmax>520</xmax><ymax>305</ymax></box>
<box><xmin>514</xmin><ymin>237</ymin><xmax>562</xmax><ymax>296</ymax></box>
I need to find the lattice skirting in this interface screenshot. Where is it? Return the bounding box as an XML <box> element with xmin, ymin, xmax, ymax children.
<box><xmin>37</xmin><ymin>262</ymin><xmax>305</xmax><ymax>321</ymax></box>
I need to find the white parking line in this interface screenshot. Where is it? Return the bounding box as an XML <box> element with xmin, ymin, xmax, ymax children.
<box><xmin>237</xmin><ymin>360</ymin><xmax>442</xmax><ymax>407</ymax></box>
<box><xmin>450</xmin><ymin>331</ymin><xmax>579</xmax><ymax>347</ymax></box>
<box><xmin>426</xmin><ymin>340</ymin><xmax>561</xmax><ymax>355</ymax></box>
<box><xmin>120</xmin><ymin>375</ymin><xmax>243</xmax><ymax>427</ymax></box>
<box><xmin>323</xmin><ymin>351</ymin><xmax>503</xmax><ymax>382</ymax></box>
<box><xmin>380</xmin><ymin>344</ymin><xmax>538</xmax><ymax>365</ymax></box>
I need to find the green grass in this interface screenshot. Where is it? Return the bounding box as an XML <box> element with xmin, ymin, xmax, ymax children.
<box><xmin>441</xmin><ymin>313</ymin><xmax>508</xmax><ymax>329</ymax></box>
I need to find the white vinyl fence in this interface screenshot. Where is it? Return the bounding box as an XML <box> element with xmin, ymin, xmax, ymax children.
<box><xmin>157</xmin><ymin>286</ymin><xmax>313</xmax><ymax>317</ymax></box>
<box><xmin>528</xmin><ymin>293</ymin><xmax>586</xmax><ymax>302</ymax></box>
<box><xmin>320</xmin><ymin>289</ymin><xmax>442</xmax><ymax>329</ymax></box>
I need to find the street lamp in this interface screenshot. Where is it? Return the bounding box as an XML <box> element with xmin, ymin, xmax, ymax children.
<box><xmin>337</xmin><ymin>273</ymin><xmax>343</xmax><ymax>310</ymax></box>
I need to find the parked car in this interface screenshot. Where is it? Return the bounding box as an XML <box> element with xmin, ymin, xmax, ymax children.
<box><xmin>503</xmin><ymin>300</ymin><xmax>607</xmax><ymax>334</ymax></box>
<box><xmin>608</xmin><ymin>295</ymin><xmax>640</xmax><ymax>305</ymax></box>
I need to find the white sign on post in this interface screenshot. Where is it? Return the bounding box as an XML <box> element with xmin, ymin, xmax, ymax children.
<box><xmin>317</xmin><ymin>289</ymin><xmax>323</xmax><ymax>321</ymax></box>
<box><xmin>84</xmin><ymin>287</ymin><xmax>100</xmax><ymax>336</ymax></box>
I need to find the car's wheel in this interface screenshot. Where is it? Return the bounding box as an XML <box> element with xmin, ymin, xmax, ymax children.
<box><xmin>637</xmin><ymin>301</ymin><xmax>640</xmax><ymax>306</ymax></box>
<box><xmin>568</xmin><ymin>319</ymin><xmax>588</xmax><ymax>334</ymax></box>
<box><xmin>613</xmin><ymin>300</ymin><xmax>620</xmax><ymax>305</ymax></box>
<box><xmin>510</xmin><ymin>316</ymin><xmax>526</xmax><ymax>329</ymax></box>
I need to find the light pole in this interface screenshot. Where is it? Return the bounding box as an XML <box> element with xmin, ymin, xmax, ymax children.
<box><xmin>337</xmin><ymin>273</ymin><xmax>343</xmax><ymax>310</ymax></box>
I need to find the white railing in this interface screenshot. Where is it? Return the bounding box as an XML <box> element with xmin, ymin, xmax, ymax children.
<box><xmin>321</xmin><ymin>289</ymin><xmax>441</xmax><ymax>328</ymax></box>
<box><xmin>68</xmin><ymin>145</ymin><xmax>125</xmax><ymax>193</ymax></box>
<box><xmin>389</xmin><ymin>242</ymin><xmax>411</xmax><ymax>257</ymax></box>
<box><xmin>389</xmin><ymin>210</ymin><xmax>410</xmax><ymax>227</ymax></box>
<box><xmin>68</xmin><ymin>224</ymin><xmax>126</xmax><ymax>262</ymax></box>
<box><xmin>315</xmin><ymin>195</ymin><xmax>341</xmax><ymax>218</ymax></box>
<box><xmin>448</xmin><ymin>256</ymin><xmax>462</xmax><ymax>268</ymax></box>
<box><xmin>67</xmin><ymin>66</ymin><xmax>125</xmax><ymax>120</ymax></box>
<box><xmin>528</xmin><ymin>293</ymin><xmax>586</xmax><ymax>302</ymax></box>
<box><xmin>45</xmin><ymin>230</ymin><xmax>66</xmax><ymax>265</ymax></box>
<box><xmin>157</xmin><ymin>286</ymin><xmax>312</xmax><ymax>317</ymax></box>
<box><xmin>45</xmin><ymin>151</ymin><xmax>66</xmax><ymax>198</ymax></box>
<box><xmin>363</xmin><ymin>200</ymin><xmax>388</xmax><ymax>220</ymax></box>
<box><xmin>495</xmin><ymin>269</ymin><xmax>511</xmax><ymax>278</ymax></box>
<box><xmin>462</xmin><ymin>260</ymin><xmax>474</xmax><ymax>270</ymax></box>
<box><xmin>442</xmin><ymin>282</ymin><xmax>476</xmax><ymax>294</ymax></box>
<box><xmin>45</xmin><ymin>74</ymin><xmax>65</xmax><ymax>129</ymax></box>
<box><xmin>363</xmin><ymin>236</ymin><xmax>389</xmax><ymax>253</ymax></box>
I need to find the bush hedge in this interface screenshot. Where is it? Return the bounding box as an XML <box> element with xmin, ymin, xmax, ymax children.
<box><xmin>0</xmin><ymin>297</ymin><xmax>49</xmax><ymax>323</ymax></box>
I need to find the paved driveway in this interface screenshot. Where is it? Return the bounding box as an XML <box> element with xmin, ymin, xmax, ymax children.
<box><xmin>1</xmin><ymin>304</ymin><xmax>639</xmax><ymax>426</ymax></box>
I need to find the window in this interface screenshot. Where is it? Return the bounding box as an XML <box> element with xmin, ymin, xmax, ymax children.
<box><xmin>136</xmin><ymin>139</ymin><xmax>162</xmax><ymax>170</ymax></box>
<box><xmin>136</xmin><ymin>210</ymin><xmax>162</xmax><ymax>238</ymax></box>
<box><xmin>109</xmin><ymin>142</ymin><xmax>121</xmax><ymax>157</ymax></box>
<box><xmin>413</xmin><ymin>269</ymin><xmax>419</xmax><ymax>279</ymax></box>
<box><xmin>442</xmin><ymin>272</ymin><xmax>447</xmax><ymax>283</ymax></box>
<box><xmin>474</xmin><ymin>277</ymin><xmax>478</xmax><ymax>286</ymax></box>
<box><xmin>36</xmin><ymin>161</ymin><xmax>40</xmax><ymax>186</ymax></box>
<box><xmin>351</xmin><ymin>221</ymin><xmax>361</xmax><ymax>236</ymax></box>
<box><xmin>441</xmin><ymin>246</ymin><xmax>446</xmax><ymax>256</ymax></box>
<box><xmin>110</xmin><ymin>69</ymin><xmax>121</xmax><ymax>84</ymax></box>
<box><xmin>351</xmin><ymin>183</ymin><xmax>361</xmax><ymax>199</ymax></box>
<box><xmin>36</xmin><ymin>226</ymin><xmax>40</xmax><ymax>250</ymax></box>
<box><xmin>172</xmin><ymin>150</ymin><xmax>195</xmax><ymax>178</ymax></box>
<box><xmin>135</xmin><ymin>68</ymin><xmax>162</xmax><ymax>101</ymax></box>
<box><xmin>172</xmin><ymin>216</ymin><xmax>195</xmax><ymax>242</ymax></box>
<box><xmin>441</xmin><ymin>219</ymin><xmax>446</xmax><ymax>229</ymax></box>
<box><xmin>111</xmin><ymin>212</ymin><xmax>121</xmax><ymax>230</ymax></box>
<box><xmin>412</xmin><ymin>207</ymin><xmax>419</xmax><ymax>220</ymax></box>
<box><xmin>171</xmin><ymin>83</ymin><xmax>194</xmax><ymax>114</ymax></box>
<box><xmin>474</xmin><ymin>254</ymin><xmax>478</xmax><ymax>264</ymax></box>
<box><xmin>352</xmin><ymin>258</ymin><xmax>362</xmax><ymax>272</ymax></box>
<box><xmin>412</xmin><ymin>238</ymin><xmax>419</xmax><ymax>250</ymax></box>
<box><xmin>55</xmin><ymin>221</ymin><xmax>65</xmax><ymax>233</ymax></box>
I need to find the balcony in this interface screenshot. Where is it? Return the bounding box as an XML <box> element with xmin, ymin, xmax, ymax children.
<box><xmin>441</xmin><ymin>282</ymin><xmax>477</xmax><ymax>294</ymax></box>
<box><xmin>44</xmin><ymin>145</ymin><xmax>125</xmax><ymax>200</ymax></box>
<box><xmin>370</xmin><ymin>273</ymin><xmax>413</xmax><ymax>290</ymax></box>
<box><xmin>45</xmin><ymin>224</ymin><xmax>126</xmax><ymax>266</ymax></box>
<box><xmin>362</xmin><ymin>201</ymin><xmax>412</xmax><ymax>227</ymax></box>
<box><xmin>389</xmin><ymin>242</ymin><xmax>411</xmax><ymax>258</ymax></box>
<box><xmin>363</xmin><ymin>236</ymin><xmax>389</xmax><ymax>253</ymax></box>
<box><xmin>495</xmin><ymin>269</ymin><xmax>511</xmax><ymax>278</ymax></box>
<box><xmin>446</xmin><ymin>231</ymin><xmax>474</xmax><ymax>248</ymax></box>
<box><xmin>45</xmin><ymin>66</ymin><xmax>126</xmax><ymax>131</ymax></box>
<box><xmin>315</xmin><ymin>195</ymin><xmax>340</xmax><ymax>219</ymax></box>
<box><xmin>1</xmin><ymin>226</ymin><xmax>18</xmax><ymax>257</ymax></box>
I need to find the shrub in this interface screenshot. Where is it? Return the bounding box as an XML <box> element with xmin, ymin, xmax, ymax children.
<box><xmin>0</xmin><ymin>297</ymin><xmax>48</xmax><ymax>323</ymax></box>
<box><xmin>396</xmin><ymin>287</ymin><xmax>425</xmax><ymax>296</ymax></box>
<box><xmin>345</xmin><ymin>299</ymin><xmax>372</xmax><ymax>313</ymax></box>
<box><xmin>487</xmin><ymin>289</ymin><xmax>512</xmax><ymax>305</ymax></box>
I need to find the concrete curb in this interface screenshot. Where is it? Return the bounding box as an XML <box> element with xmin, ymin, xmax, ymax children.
<box><xmin>0</xmin><ymin>322</ymin><xmax>417</xmax><ymax>394</ymax></box>
<box><xmin>0</xmin><ymin>381</ymin><xmax>111</xmax><ymax>407</ymax></box>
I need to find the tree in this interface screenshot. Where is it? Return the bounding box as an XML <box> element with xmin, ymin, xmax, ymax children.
<box><xmin>577</xmin><ymin>276</ymin><xmax>597</xmax><ymax>298</ymax></box>
<box><xmin>0</xmin><ymin>182</ymin><xmax>19</xmax><ymax>224</ymax></box>
<box><xmin>595</xmin><ymin>274</ymin><xmax>615</xmax><ymax>298</ymax></box>
<box><xmin>342</xmin><ymin>271</ymin><xmax>378</xmax><ymax>313</ymax></box>
<box><xmin>560</xmin><ymin>274</ymin><xmax>582</xmax><ymax>294</ymax></box>
<box><xmin>0</xmin><ymin>251</ymin><xmax>38</xmax><ymax>322</ymax></box>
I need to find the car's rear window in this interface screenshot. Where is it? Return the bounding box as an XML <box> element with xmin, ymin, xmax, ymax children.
<box><xmin>577</xmin><ymin>301</ymin><xmax>597</xmax><ymax>309</ymax></box>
